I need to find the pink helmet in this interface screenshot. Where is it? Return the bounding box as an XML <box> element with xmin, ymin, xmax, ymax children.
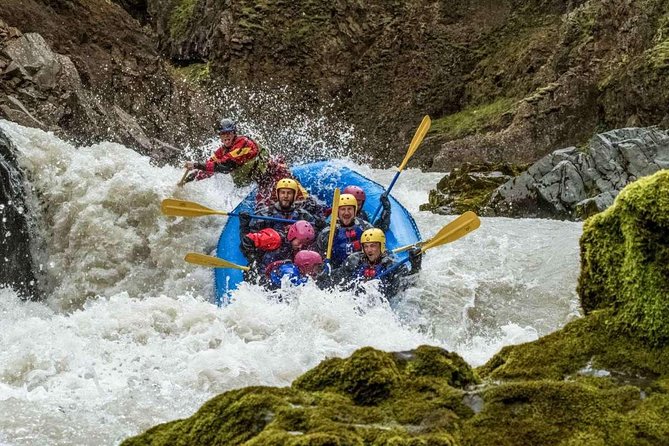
<box><xmin>287</xmin><ymin>220</ymin><xmax>315</xmax><ymax>243</ymax></box>
<box><xmin>294</xmin><ymin>250</ymin><xmax>323</xmax><ymax>275</ymax></box>
<box><xmin>343</xmin><ymin>185</ymin><xmax>366</xmax><ymax>203</ymax></box>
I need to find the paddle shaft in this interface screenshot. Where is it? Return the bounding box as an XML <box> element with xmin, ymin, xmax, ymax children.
<box><xmin>370</xmin><ymin>171</ymin><xmax>400</xmax><ymax>223</ymax></box>
<box><xmin>377</xmin><ymin>256</ymin><xmax>411</xmax><ymax>280</ymax></box>
<box><xmin>230</xmin><ymin>213</ymin><xmax>297</xmax><ymax>224</ymax></box>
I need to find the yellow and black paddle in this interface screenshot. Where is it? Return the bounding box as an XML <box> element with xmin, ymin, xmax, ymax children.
<box><xmin>161</xmin><ymin>198</ymin><xmax>298</xmax><ymax>224</ymax></box>
<box><xmin>378</xmin><ymin>211</ymin><xmax>480</xmax><ymax>279</ymax></box>
<box><xmin>392</xmin><ymin>211</ymin><xmax>480</xmax><ymax>254</ymax></box>
<box><xmin>184</xmin><ymin>252</ymin><xmax>250</xmax><ymax>271</ymax></box>
<box><xmin>325</xmin><ymin>188</ymin><xmax>341</xmax><ymax>263</ymax></box>
<box><xmin>370</xmin><ymin>115</ymin><xmax>431</xmax><ymax>223</ymax></box>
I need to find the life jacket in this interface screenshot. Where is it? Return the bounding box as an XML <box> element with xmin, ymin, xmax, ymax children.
<box><xmin>256</xmin><ymin>202</ymin><xmax>313</xmax><ymax>235</ymax></box>
<box><xmin>331</xmin><ymin>224</ymin><xmax>365</xmax><ymax>266</ymax></box>
<box><xmin>264</xmin><ymin>260</ymin><xmax>306</xmax><ymax>288</ymax></box>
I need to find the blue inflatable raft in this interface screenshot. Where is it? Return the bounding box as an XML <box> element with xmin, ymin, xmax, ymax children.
<box><xmin>214</xmin><ymin>160</ymin><xmax>421</xmax><ymax>304</ymax></box>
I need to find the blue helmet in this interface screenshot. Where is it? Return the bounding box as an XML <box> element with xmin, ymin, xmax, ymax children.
<box><xmin>269</xmin><ymin>263</ymin><xmax>304</xmax><ymax>287</ymax></box>
<box><xmin>216</xmin><ymin>118</ymin><xmax>237</xmax><ymax>133</ymax></box>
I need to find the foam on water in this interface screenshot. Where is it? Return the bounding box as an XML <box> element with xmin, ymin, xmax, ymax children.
<box><xmin>0</xmin><ymin>120</ymin><xmax>582</xmax><ymax>445</ymax></box>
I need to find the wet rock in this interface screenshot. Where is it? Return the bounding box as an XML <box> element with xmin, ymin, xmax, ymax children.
<box><xmin>486</xmin><ymin>128</ymin><xmax>669</xmax><ymax>220</ymax></box>
<box><xmin>420</xmin><ymin>162</ymin><xmax>526</xmax><ymax>215</ymax></box>
<box><xmin>0</xmin><ymin>128</ymin><xmax>38</xmax><ymax>299</ymax></box>
<box><xmin>122</xmin><ymin>345</ymin><xmax>476</xmax><ymax>445</ymax></box>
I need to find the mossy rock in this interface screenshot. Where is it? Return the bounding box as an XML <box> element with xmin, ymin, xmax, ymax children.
<box><xmin>578</xmin><ymin>170</ymin><xmax>669</xmax><ymax>346</ymax></box>
<box><xmin>293</xmin><ymin>347</ymin><xmax>401</xmax><ymax>405</ymax></box>
<box><xmin>478</xmin><ymin>309</ymin><xmax>669</xmax><ymax>382</ymax></box>
<box><xmin>395</xmin><ymin>345</ymin><xmax>478</xmax><ymax>389</ymax></box>
<box><xmin>420</xmin><ymin>162</ymin><xmax>528</xmax><ymax>215</ymax></box>
<box><xmin>123</xmin><ymin>346</ymin><xmax>475</xmax><ymax>445</ymax></box>
<box><xmin>460</xmin><ymin>379</ymin><xmax>669</xmax><ymax>446</ymax></box>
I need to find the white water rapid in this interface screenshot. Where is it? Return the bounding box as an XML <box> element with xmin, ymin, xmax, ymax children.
<box><xmin>0</xmin><ymin>120</ymin><xmax>582</xmax><ymax>445</ymax></box>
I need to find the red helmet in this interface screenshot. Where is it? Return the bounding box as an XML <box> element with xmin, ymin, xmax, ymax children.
<box><xmin>294</xmin><ymin>250</ymin><xmax>323</xmax><ymax>275</ymax></box>
<box><xmin>343</xmin><ymin>185</ymin><xmax>366</xmax><ymax>203</ymax></box>
<box><xmin>287</xmin><ymin>220</ymin><xmax>315</xmax><ymax>243</ymax></box>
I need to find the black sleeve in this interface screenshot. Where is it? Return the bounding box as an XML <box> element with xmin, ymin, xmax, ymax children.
<box><xmin>375</xmin><ymin>195</ymin><xmax>392</xmax><ymax>232</ymax></box>
<box><xmin>212</xmin><ymin>160</ymin><xmax>237</xmax><ymax>174</ymax></box>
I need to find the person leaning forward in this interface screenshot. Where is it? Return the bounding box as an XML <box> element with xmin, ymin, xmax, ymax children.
<box><xmin>181</xmin><ymin>118</ymin><xmax>268</xmax><ymax>187</ymax></box>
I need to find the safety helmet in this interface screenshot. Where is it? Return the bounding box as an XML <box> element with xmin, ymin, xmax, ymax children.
<box><xmin>294</xmin><ymin>250</ymin><xmax>323</xmax><ymax>275</ymax></box>
<box><xmin>360</xmin><ymin>228</ymin><xmax>386</xmax><ymax>253</ymax></box>
<box><xmin>287</xmin><ymin>220</ymin><xmax>315</xmax><ymax>243</ymax></box>
<box><xmin>343</xmin><ymin>185</ymin><xmax>366</xmax><ymax>204</ymax></box>
<box><xmin>275</xmin><ymin>178</ymin><xmax>299</xmax><ymax>194</ymax></box>
<box><xmin>216</xmin><ymin>118</ymin><xmax>237</xmax><ymax>133</ymax></box>
<box><xmin>338</xmin><ymin>193</ymin><xmax>358</xmax><ymax>213</ymax></box>
<box><xmin>268</xmin><ymin>262</ymin><xmax>303</xmax><ymax>287</ymax></box>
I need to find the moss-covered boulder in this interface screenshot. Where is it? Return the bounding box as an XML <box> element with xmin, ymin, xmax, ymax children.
<box><xmin>473</xmin><ymin>307</ymin><xmax>669</xmax><ymax>446</ymax></box>
<box><xmin>419</xmin><ymin>163</ymin><xmax>527</xmax><ymax>215</ymax></box>
<box><xmin>122</xmin><ymin>346</ymin><xmax>477</xmax><ymax>446</ymax></box>
<box><xmin>578</xmin><ymin>170</ymin><xmax>669</xmax><ymax>346</ymax></box>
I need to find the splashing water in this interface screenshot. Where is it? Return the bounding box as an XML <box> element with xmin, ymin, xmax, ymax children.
<box><xmin>0</xmin><ymin>120</ymin><xmax>582</xmax><ymax>445</ymax></box>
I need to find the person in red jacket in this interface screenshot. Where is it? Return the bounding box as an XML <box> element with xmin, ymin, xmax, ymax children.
<box><xmin>181</xmin><ymin>118</ymin><xmax>267</xmax><ymax>187</ymax></box>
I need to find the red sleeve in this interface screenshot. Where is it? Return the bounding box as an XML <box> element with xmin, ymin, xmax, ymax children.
<box><xmin>247</xmin><ymin>228</ymin><xmax>282</xmax><ymax>251</ymax></box>
<box><xmin>216</xmin><ymin>137</ymin><xmax>259</xmax><ymax>166</ymax></box>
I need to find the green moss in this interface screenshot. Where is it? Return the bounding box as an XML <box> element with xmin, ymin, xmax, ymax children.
<box><xmin>400</xmin><ymin>346</ymin><xmax>479</xmax><ymax>388</ymax></box>
<box><xmin>294</xmin><ymin>347</ymin><xmax>401</xmax><ymax>405</ymax></box>
<box><xmin>460</xmin><ymin>379</ymin><xmax>655</xmax><ymax>446</ymax></box>
<box><xmin>645</xmin><ymin>38</ymin><xmax>669</xmax><ymax>70</ymax></box>
<box><xmin>429</xmin><ymin>98</ymin><xmax>516</xmax><ymax>141</ymax></box>
<box><xmin>168</xmin><ymin>0</ymin><xmax>198</xmax><ymax>39</ymax></box>
<box><xmin>169</xmin><ymin>62</ymin><xmax>211</xmax><ymax>86</ymax></box>
<box><xmin>121</xmin><ymin>386</ymin><xmax>297</xmax><ymax>446</ymax></box>
<box><xmin>419</xmin><ymin>163</ymin><xmax>527</xmax><ymax>214</ymax></box>
<box><xmin>478</xmin><ymin>309</ymin><xmax>669</xmax><ymax>382</ymax></box>
<box><xmin>578</xmin><ymin>170</ymin><xmax>669</xmax><ymax>346</ymax></box>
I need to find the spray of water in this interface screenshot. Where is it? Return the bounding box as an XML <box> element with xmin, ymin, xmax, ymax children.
<box><xmin>0</xmin><ymin>119</ymin><xmax>582</xmax><ymax>445</ymax></box>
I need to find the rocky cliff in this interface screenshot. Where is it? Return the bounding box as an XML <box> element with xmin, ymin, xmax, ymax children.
<box><xmin>3</xmin><ymin>1</ymin><xmax>669</xmax><ymax>169</ymax></box>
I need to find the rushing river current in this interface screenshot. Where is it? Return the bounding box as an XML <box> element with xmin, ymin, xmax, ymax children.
<box><xmin>0</xmin><ymin>120</ymin><xmax>582</xmax><ymax>445</ymax></box>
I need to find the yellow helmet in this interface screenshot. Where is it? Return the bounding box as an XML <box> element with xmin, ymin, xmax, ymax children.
<box><xmin>338</xmin><ymin>193</ymin><xmax>358</xmax><ymax>213</ymax></box>
<box><xmin>275</xmin><ymin>178</ymin><xmax>299</xmax><ymax>194</ymax></box>
<box><xmin>360</xmin><ymin>228</ymin><xmax>386</xmax><ymax>252</ymax></box>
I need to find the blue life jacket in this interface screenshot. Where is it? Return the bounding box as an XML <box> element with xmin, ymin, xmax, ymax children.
<box><xmin>354</xmin><ymin>262</ymin><xmax>385</xmax><ymax>280</ymax></box>
<box><xmin>268</xmin><ymin>262</ymin><xmax>305</xmax><ymax>287</ymax></box>
<box><xmin>331</xmin><ymin>224</ymin><xmax>365</xmax><ymax>266</ymax></box>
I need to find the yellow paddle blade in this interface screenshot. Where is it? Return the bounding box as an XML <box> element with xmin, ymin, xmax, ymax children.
<box><xmin>421</xmin><ymin>211</ymin><xmax>480</xmax><ymax>253</ymax></box>
<box><xmin>161</xmin><ymin>198</ymin><xmax>229</xmax><ymax>218</ymax></box>
<box><xmin>326</xmin><ymin>188</ymin><xmax>341</xmax><ymax>261</ymax></box>
<box><xmin>398</xmin><ymin>115</ymin><xmax>431</xmax><ymax>172</ymax></box>
<box><xmin>184</xmin><ymin>252</ymin><xmax>250</xmax><ymax>271</ymax></box>
<box><xmin>392</xmin><ymin>211</ymin><xmax>480</xmax><ymax>254</ymax></box>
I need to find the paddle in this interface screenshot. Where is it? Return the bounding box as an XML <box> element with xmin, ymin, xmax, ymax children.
<box><xmin>370</xmin><ymin>115</ymin><xmax>431</xmax><ymax>223</ymax></box>
<box><xmin>392</xmin><ymin>211</ymin><xmax>480</xmax><ymax>254</ymax></box>
<box><xmin>377</xmin><ymin>212</ymin><xmax>480</xmax><ymax>279</ymax></box>
<box><xmin>161</xmin><ymin>198</ymin><xmax>298</xmax><ymax>224</ymax></box>
<box><xmin>177</xmin><ymin>169</ymin><xmax>190</xmax><ymax>187</ymax></box>
<box><xmin>325</xmin><ymin>188</ymin><xmax>341</xmax><ymax>263</ymax></box>
<box><xmin>184</xmin><ymin>252</ymin><xmax>250</xmax><ymax>271</ymax></box>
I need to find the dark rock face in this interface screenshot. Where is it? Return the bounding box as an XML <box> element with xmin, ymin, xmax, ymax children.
<box><xmin>486</xmin><ymin>128</ymin><xmax>669</xmax><ymax>220</ymax></box>
<box><xmin>0</xmin><ymin>128</ymin><xmax>38</xmax><ymax>299</ymax></box>
<box><xmin>3</xmin><ymin>1</ymin><xmax>669</xmax><ymax>170</ymax></box>
<box><xmin>0</xmin><ymin>7</ymin><xmax>213</xmax><ymax>165</ymax></box>
<box><xmin>420</xmin><ymin>162</ymin><xmax>527</xmax><ymax>215</ymax></box>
